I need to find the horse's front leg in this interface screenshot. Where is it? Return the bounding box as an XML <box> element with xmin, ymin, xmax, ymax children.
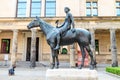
<box><xmin>47</xmin><ymin>37</ymin><xmax>58</xmax><ymax>69</ymax></box>
<box><xmin>50</xmin><ymin>49</ymin><xmax>56</xmax><ymax>69</ymax></box>
<box><xmin>47</xmin><ymin>40</ymin><xmax>56</xmax><ymax>69</ymax></box>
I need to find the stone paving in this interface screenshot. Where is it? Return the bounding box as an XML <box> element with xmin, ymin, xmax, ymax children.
<box><xmin>0</xmin><ymin>61</ymin><xmax>120</xmax><ymax>80</ymax></box>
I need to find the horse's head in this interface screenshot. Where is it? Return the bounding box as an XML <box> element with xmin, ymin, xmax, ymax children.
<box><xmin>27</xmin><ymin>16</ymin><xmax>40</xmax><ymax>29</ymax></box>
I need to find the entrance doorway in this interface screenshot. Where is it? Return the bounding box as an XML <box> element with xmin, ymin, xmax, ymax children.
<box><xmin>26</xmin><ymin>37</ymin><xmax>39</xmax><ymax>61</ymax></box>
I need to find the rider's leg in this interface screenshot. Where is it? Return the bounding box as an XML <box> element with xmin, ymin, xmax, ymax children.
<box><xmin>54</xmin><ymin>34</ymin><xmax>60</xmax><ymax>50</ymax></box>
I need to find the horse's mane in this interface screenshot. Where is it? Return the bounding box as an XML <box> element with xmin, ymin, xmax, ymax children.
<box><xmin>39</xmin><ymin>18</ymin><xmax>54</xmax><ymax>29</ymax></box>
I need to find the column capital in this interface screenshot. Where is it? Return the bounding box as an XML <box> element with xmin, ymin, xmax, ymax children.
<box><xmin>12</xmin><ymin>29</ymin><xmax>19</xmax><ymax>32</ymax></box>
<box><xmin>89</xmin><ymin>27</ymin><xmax>96</xmax><ymax>32</ymax></box>
<box><xmin>110</xmin><ymin>27</ymin><xmax>116</xmax><ymax>31</ymax></box>
<box><xmin>31</xmin><ymin>28</ymin><xmax>37</xmax><ymax>31</ymax></box>
<box><xmin>31</xmin><ymin>29</ymin><xmax>37</xmax><ymax>35</ymax></box>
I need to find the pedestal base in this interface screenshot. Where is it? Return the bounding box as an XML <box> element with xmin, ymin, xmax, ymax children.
<box><xmin>46</xmin><ymin>69</ymin><xmax>98</xmax><ymax>80</ymax></box>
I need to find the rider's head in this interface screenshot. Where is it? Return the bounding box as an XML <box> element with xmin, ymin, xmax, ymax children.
<box><xmin>64</xmin><ymin>7</ymin><xmax>70</xmax><ymax>13</ymax></box>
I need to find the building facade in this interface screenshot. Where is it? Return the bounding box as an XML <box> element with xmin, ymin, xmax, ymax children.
<box><xmin>0</xmin><ymin>0</ymin><xmax>120</xmax><ymax>65</ymax></box>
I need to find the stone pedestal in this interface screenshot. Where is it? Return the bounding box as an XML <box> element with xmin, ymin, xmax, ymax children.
<box><xmin>46</xmin><ymin>69</ymin><xmax>98</xmax><ymax>80</ymax></box>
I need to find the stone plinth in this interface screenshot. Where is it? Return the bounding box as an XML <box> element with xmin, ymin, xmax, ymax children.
<box><xmin>46</xmin><ymin>69</ymin><xmax>98</xmax><ymax>80</ymax></box>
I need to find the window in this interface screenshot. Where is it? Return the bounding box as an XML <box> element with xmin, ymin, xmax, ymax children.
<box><xmin>86</xmin><ymin>1</ymin><xmax>98</xmax><ymax>16</ymax></box>
<box><xmin>1</xmin><ymin>39</ymin><xmax>10</xmax><ymax>53</ymax></box>
<box><xmin>95</xmin><ymin>40</ymin><xmax>99</xmax><ymax>54</ymax></box>
<box><xmin>45</xmin><ymin>0</ymin><xmax>56</xmax><ymax>17</ymax></box>
<box><xmin>31</xmin><ymin>0</ymin><xmax>41</xmax><ymax>17</ymax></box>
<box><xmin>116</xmin><ymin>1</ymin><xmax>120</xmax><ymax>16</ymax></box>
<box><xmin>17</xmin><ymin>0</ymin><xmax>27</xmax><ymax>17</ymax></box>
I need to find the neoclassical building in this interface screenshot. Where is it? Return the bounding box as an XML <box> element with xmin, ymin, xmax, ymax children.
<box><xmin>0</xmin><ymin>0</ymin><xmax>120</xmax><ymax>66</ymax></box>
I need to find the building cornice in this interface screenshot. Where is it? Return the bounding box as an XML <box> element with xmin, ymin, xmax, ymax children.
<box><xmin>0</xmin><ymin>16</ymin><xmax>120</xmax><ymax>30</ymax></box>
<box><xmin>0</xmin><ymin>16</ymin><xmax>120</xmax><ymax>22</ymax></box>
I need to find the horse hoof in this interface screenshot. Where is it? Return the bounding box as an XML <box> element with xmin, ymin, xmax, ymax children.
<box><xmin>56</xmin><ymin>66</ymin><xmax>59</xmax><ymax>69</ymax></box>
<box><xmin>50</xmin><ymin>64</ymin><xmax>55</xmax><ymax>69</ymax></box>
<box><xmin>50</xmin><ymin>66</ymin><xmax>54</xmax><ymax>69</ymax></box>
<box><xmin>89</xmin><ymin>65</ymin><xmax>94</xmax><ymax>70</ymax></box>
<box><xmin>78</xmin><ymin>65</ymin><xmax>83</xmax><ymax>69</ymax></box>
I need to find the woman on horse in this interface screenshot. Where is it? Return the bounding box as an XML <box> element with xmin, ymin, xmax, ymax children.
<box><xmin>54</xmin><ymin>7</ymin><xmax>75</xmax><ymax>50</ymax></box>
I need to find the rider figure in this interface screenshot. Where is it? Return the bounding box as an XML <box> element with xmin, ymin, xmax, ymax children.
<box><xmin>54</xmin><ymin>7</ymin><xmax>75</xmax><ymax>50</ymax></box>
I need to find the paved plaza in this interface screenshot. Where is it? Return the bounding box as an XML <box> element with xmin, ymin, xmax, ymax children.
<box><xmin>0</xmin><ymin>61</ymin><xmax>120</xmax><ymax>80</ymax></box>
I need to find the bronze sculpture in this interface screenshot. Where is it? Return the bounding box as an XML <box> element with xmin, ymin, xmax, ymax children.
<box><xmin>27</xmin><ymin>17</ymin><xmax>95</xmax><ymax>69</ymax></box>
<box><xmin>27</xmin><ymin>7</ymin><xmax>95</xmax><ymax>69</ymax></box>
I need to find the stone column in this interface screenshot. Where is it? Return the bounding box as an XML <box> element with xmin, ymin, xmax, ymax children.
<box><xmin>22</xmin><ymin>32</ymin><xmax>26</xmax><ymax>61</ymax></box>
<box><xmin>110</xmin><ymin>28</ymin><xmax>118</xmax><ymax>67</ymax></box>
<box><xmin>89</xmin><ymin>28</ymin><xmax>96</xmax><ymax>61</ymax></box>
<box><xmin>11</xmin><ymin>29</ymin><xmax>18</xmax><ymax>67</ymax></box>
<box><xmin>30</xmin><ymin>29</ymin><xmax>37</xmax><ymax>68</ymax></box>
<box><xmin>70</xmin><ymin>44</ymin><xmax>75</xmax><ymax>67</ymax></box>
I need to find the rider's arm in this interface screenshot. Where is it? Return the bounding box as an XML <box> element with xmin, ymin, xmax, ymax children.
<box><xmin>59</xmin><ymin>22</ymin><xmax>65</xmax><ymax>28</ymax></box>
<box><xmin>59</xmin><ymin>15</ymin><xmax>67</xmax><ymax>28</ymax></box>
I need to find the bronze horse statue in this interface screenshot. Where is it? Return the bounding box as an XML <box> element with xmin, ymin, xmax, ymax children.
<box><xmin>27</xmin><ymin>17</ymin><xmax>95</xmax><ymax>69</ymax></box>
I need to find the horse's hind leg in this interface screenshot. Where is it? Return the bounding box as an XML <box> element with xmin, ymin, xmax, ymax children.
<box><xmin>85</xmin><ymin>45</ymin><xmax>95</xmax><ymax>70</ymax></box>
<box><xmin>55</xmin><ymin>50</ymin><xmax>59</xmax><ymax>68</ymax></box>
<box><xmin>78</xmin><ymin>45</ymin><xmax>86</xmax><ymax>69</ymax></box>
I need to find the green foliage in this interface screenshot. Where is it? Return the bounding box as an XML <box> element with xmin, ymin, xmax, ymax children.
<box><xmin>61</xmin><ymin>48</ymin><xmax>67</xmax><ymax>54</ymax></box>
<box><xmin>106</xmin><ymin>67</ymin><xmax>120</xmax><ymax>76</ymax></box>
